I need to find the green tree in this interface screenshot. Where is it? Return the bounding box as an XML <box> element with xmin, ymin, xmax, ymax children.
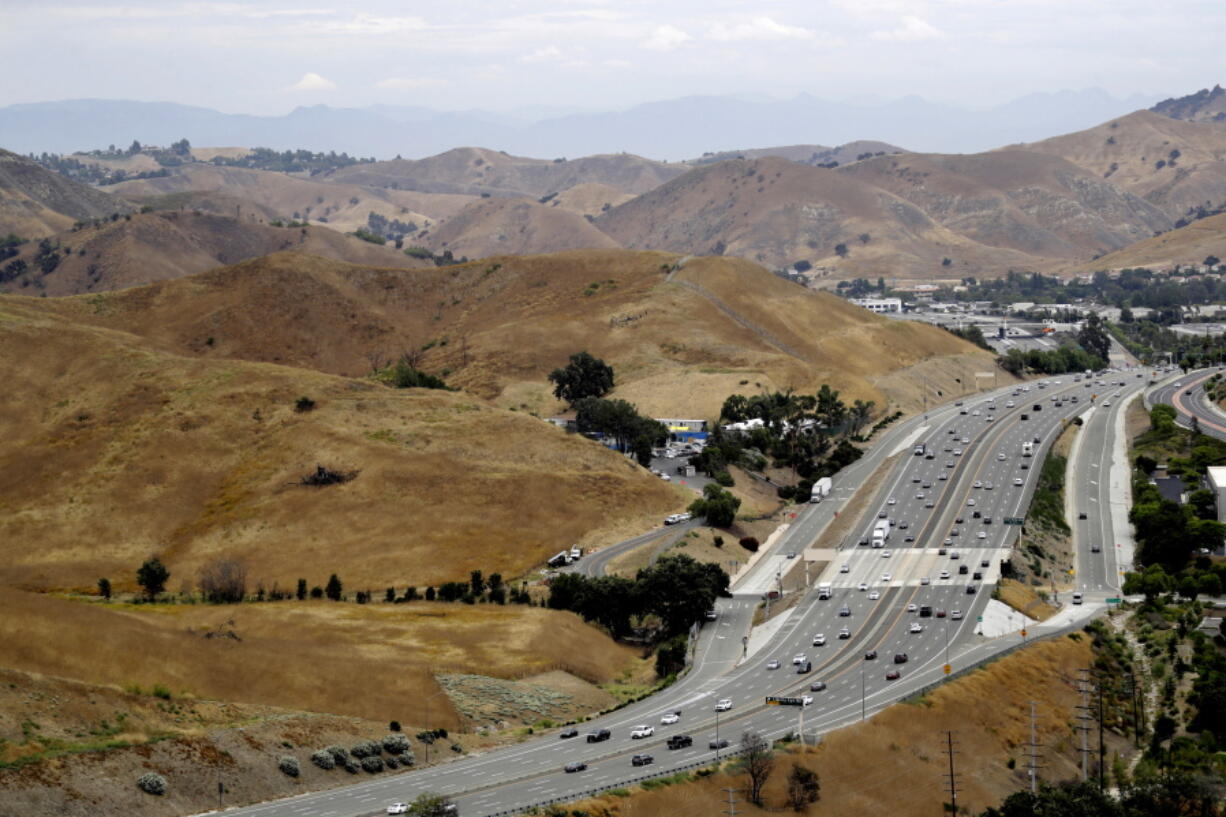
<box><xmin>689</xmin><ymin>483</ymin><xmax>741</xmax><ymax>528</ymax></box>
<box><xmin>786</xmin><ymin>763</ymin><xmax>821</xmax><ymax>812</ymax></box>
<box><xmin>97</xmin><ymin>577</ymin><xmax>112</xmax><ymax>600</ymax></box>
<box><xmin>406</xmin><ymin>792</ymin><xmax>457</xmax><ymax>817</ymax></box>
<box><xmin>1078</xmin><ymin>313</ymin><xmax>1112</xmax><ymax>362</ymax></box>
<box><xmin>325</xmin><ymin>573</ymin><xmax>343</xmax><ymax>601</ymax></box>
<box><xmin>548</xmin><ymin>351</ymin><xmax>614</xmax><ymax>405</ymax></box>
<box><xmin>637</xmin><ymin>554</ymin><xmax>730</xmax><ymax>637</ymax></box>
<box><xmin>978</xmin><ymin>780</ymin><xmax>1120</xmax><ymax>817</ymax></box>
<box><xmin>296</xmin><ymin>578</ymin><xmax>307</xmax><ymax>600</ymax></box>
<box><xmin>742</xmin><ymin>730</ymin><xmax>775</xmax><ymax>805</ymax></box>
<box><xmin>1188</xmin><ymin>489</ymin><xmax>1218</xmax><ymax>520</ymax></box>
<box><xmin>470</xmin><ymin>570</ymin><xmax>485</xmax><ymax>596</ymax></box>
<box><xmin>1123</xmin><ymin>564</ymin><xmax>1174</xmax><ymax>603</ymax></box>
<box><xmin>136</xmin><ymin>557</ymin><xmax>169</xmax><ymax>600</ymax></box>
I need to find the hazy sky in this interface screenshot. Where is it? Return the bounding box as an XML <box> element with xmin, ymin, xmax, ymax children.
<box><xmin>1</xmin><ymin>0</ymin><xmax>1220</xmax><ymax>113</ymax></box>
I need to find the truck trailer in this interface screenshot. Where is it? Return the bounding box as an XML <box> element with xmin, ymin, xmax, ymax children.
<box><xmin>809</xmin><ymin>476</ymin><xmax>833</xmax><ymax>503</ymax></box>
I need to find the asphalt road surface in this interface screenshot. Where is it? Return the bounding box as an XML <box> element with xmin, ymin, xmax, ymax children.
<box><xmin>220</xmin><ymin>373</ymin><xmax>1139</xmax><ymax>817</ymax></box>
<box><xmin>1150</xmin><ymin>367</ymin><xmax>1226</xmax><ymax>442</ymax></box>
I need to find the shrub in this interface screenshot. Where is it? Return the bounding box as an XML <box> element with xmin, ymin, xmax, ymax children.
<box><xmin>740</xmin><ymin>537</ymin><xmax>760</xmax><ymax>552</ymax></box>
<box><xmin>325</xmin><ymin>745</ymin><xmax>348</xmax><ymax>763</ymax></box>
<box><xmin>136</xmin><ymin>772</ymin><xmax>167</xmax><ymax>795</ymax></box>
<box><xmin>361</xmin><ymin>755</ymin><xmax>384</xmax><ymax>773</ymax></box>
<box><xmin>350</xmin><ymin>740</ymin><xmax>378</xmax><ymax>759</ymax></box>
<box><xmin>382</xmin><ymin>733</ymin><xmax>412</xmax><ymax>755</ymax></box>
<box><xmin>384</xmin><ymin>755</ymin><xmax>399</xmax><ymax>769</ymax></box>
<box><xmin>294</xmin><ymin>396</ymin><xmax>316</xmax><ymax>413</ymax></box>
<box><xmin>311</xmin><ymin>749</ymin><xmax>335</xmax><ymax>770</ymax></box>
<box><xmin>344</xmin><ymin>760</ymin><xmax>359</xmax><ymax>774</ymax></box>
<box><xmin>389</xmin><ymin>720</ymin><xmax>401</xmax><ymax>732</ymax></box>
<box><xmin>278</xmin><ymin>755</ymin><xmax>300</xmax><ymax>777</ymax></box>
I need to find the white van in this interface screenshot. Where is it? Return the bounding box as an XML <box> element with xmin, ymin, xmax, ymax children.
<box><xmin>1072</xmin><ymin>591</ymin><xmax>1083</xmax><ymax>605</ymax></box>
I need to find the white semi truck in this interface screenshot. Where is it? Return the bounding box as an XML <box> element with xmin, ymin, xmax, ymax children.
<box><xmin>1022</xmin><ymin>441</ymin><xmax>1034</xmax><ymax>457</ymax></box>
<box><xmin>871</xmin><ymin>520</ymin><xmax>891</xmax><ymax>548</ymax></box>
<box><xmin>809</xmin><ymin>476</ymin><xmax>833</xmax><ymax>503</ymax></box>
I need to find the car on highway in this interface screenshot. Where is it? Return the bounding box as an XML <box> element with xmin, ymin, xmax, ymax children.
<box><xmin>560</xmin><ymin>727</ymin><xmax>579</xmax><ymax>739</ymax></box>
<box><xmin>936</xmin><ymin>609</ymin><xmax>947</xmax><ymax>618</ymax></box>
<box><xmin>888</xmin><ymin>497</ymin><xmax>897</xmax><ymax>505</ymax></box>
<box><xmin>869</xmin><ymin>590</ymin><xmax>880</xmax><ymax>600</ymax></box>
<box><xmin>925</xmin><ymin>500</ymin><xmax>935</xmax><ymax>508</ymax></box>
<box><xmin>705</xmin><ymin>609</ymin><xmax>718</xmax><ymax>621</ymax></box>
<box><xmin>967</xmin><ymin>585</ymin><xmax>977</xmax><ymax>594</ymax></box>
<box><xmin>984</xmin><ymin>482</ymin><xmax>993</xmax><ymax>490</ymax></box>
<box><xmin>841</xmin><ymin>563</ymin><xmax>851</xmax><ymax>573</ymax></box>
<box><xmin>813</xmin><ymin>633</ymin><xmax>827</xmax><ymax>646</ymax></box>
<box><xmin>667</xmin><ymin>734</ymin><xmax>693</xmax><ymax>749</ymax></box>
<box><xmin>388</xmin><ymin>804</ymin><xmax>409</xmax><ymax>815</ymax></box>
<box><xmin>967</xmin><ymin>498</ymin><xmax>976</xmax><ymax>506</ymax></box>
<box><xmin>905</xmin><ymin>535</ymin><xmax>916</xmax><ymax>542</ymax></box>
<box><xmin>916</xmin><ymin>492</ymin><xmax>925</xmax><ymax>500</ymax></box>
<box><xmin>959</xmin><ymin>564</ymin><xmax>969</xmax><ymax>574</ymax></box>
<box><xmin>961</xmin><ymin>437</ymin><xmax>969</xmax><ymax>443</ymax></box>
<box><xmin>950</xmin><ymin>550</ymin><xmax>960</xmax><ymax>559</ymax></box>
<box><xmin>710</xmin><ymin>738</ymin><xmax>731</xmax><ymax>750</ymax></box>
<box><xmin>886</xmin><ymin>669</ymin><xmax>901</xmax><ymax>680</ymax></box>
<box><xmin>939</xmin><ymin>473</ymin><xmax>949</xmax><ymax>481</ymax></box>
<box><xmin>1078</xmin><ymin>512</ymin><xmax>1087</xmax><ymax>520</ymax></box>
<box><xmin>1091</xmin><ymin>543</ymin><xmax>1101</xmax><ymax>553</ymax></box>
<box><xmin>565</xmin><ymin>761</ymin><xmax>588</xmax><ymax>773</ymax></box>
<box><xmin>715</xmin><ymin>699</ymin><xmax>732</xmax><ymax>711</ymax></box>
<box><xmin>951</xmin><ymin>610</ymin><xmax>963</xmax><ymax>620</ymax></box>
<box><xmin>898</xmin><ymin>520</ymin><xmax>910</xmax><ymax>529</ymax></box>
<box><xmin>894</xmin><ymin>653</ymin><xmax>909</xmax><ymax>664</ymax></box>
<box><xmin>810</xmin><ymin>680</ymin><xmax>827</xmax><ymax>691</ymax></box>
<box><xmin>1014</xmin><ymin>477</ymin><xmax>1024</xmax><ymax>486</ymax></box>
<box><xmin>631</xmin><ymin>724</ymin><xmax>655</xmax><ymax>739</ymax></box>
<box><xmin>839</xmin><ymin>605</ymin><xmax>851</xmax><ymax>617</ymax></box>
<box><xmin>838</xmin><ymin>627</ymin><xmax>851</xmax><ymax>639</ymax></box>
<box><xmin>909</xmin><ymin>622</ymin><xmax>923</xmax><ymax>633</ymax></box>
<box><xmin>977</xmin><ymin>531</ymin><xmax>987</xmax><ymax>539</ymax></box>
<box><xmin>997</xmin><ymin>453</ymin><xmax>1006</xmax><ymax>461</ymax></box>
<box><xmin>797</xmin><ymin>661</ymin><xmax>812</xmax><ymax>674</ymax></box>
<box><xmin>865</xmin><ymin>649</ymin><xmax>878</xmax><ymax>660</ymax></box>
<box><xmin>907</xmin><ymin>602</ymin><xmax>918</xmax><ymax>612</ymax></box>
<box><xmin>661</xmin><ymin>712</ymin><xmax>680</xmax><ymax>725</ymax></box>
<box><xmin>920</xmin><ymin>576</ymin><xmax>930</xmax><ymax>585</ymax></box>
<box><xmin>946</xmin><ymin>460</ymin><xmax>956</xmax><ymax>468</ymax></box>
<box><xmin>793</xmin><ymin>653</ymin><xmax>808</xmax><ymax>664</ymax></box>
<box><xmin>587</xmin><ymin>728</ymin><xmax>611</xmax><ymax>743</ymax></box>
<box><xmin>881</xmin><ymin>573</ymin><xmax>892</xmax><ymax>582</ymax></box>
<box><xmin>632</xmin><ymin>753</ymin><xmax>654</xmax><ymax>767</ymax></box>
<box><xmin>858</xmin><ymin>582</ymin><xmax>869</xmax><ymax>592</ymax></box>
<box><xmin>766</xmin><ymin>659</ymin><xmax>781</xmax><ymax>670</ymax></box>
<box><xmin>801</xmin><ymin>695</ymin><xmax>814</xmax><ymax>706</ymax></box>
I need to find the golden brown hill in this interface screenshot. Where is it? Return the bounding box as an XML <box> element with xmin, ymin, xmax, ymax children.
<box><xmin>1151</xmin><ymin>84</ymin><xmax>1226</xmax><ymax>123</ymax></box>
<box><xmin>424</xmin><ymin>196</ymin><xmax>620</xmax><ymax>259</ymax></box>
<box><xmin>1017</xmin><ymin>110</ymin><xmax>1226</xmax><ymax>220</ymax></box>
<box><xmin>105</xmin><ymin>163</ymin><xmax>476</xmax><ymax>235</ymax></box>
<box><xmin>0</xmin><ymin>210</ymin><xmax>427</xmax><ymax>296</ymax></box>
<box><xmin>40</xmin><ymin>249</ymin><xmax>997</xmax><ymax>420</ymax></box>
<box><xmin>838</xmin><ymin>150</ymin><xmax>1170</xmax><ymax>258</ymax></box>
<box><xmin>1062</xmin><ymin>211</ymin><xmax>1226</xmax><ymax>273</ymax></box>
<box><xmin>547</xmin><ymin>182</ymin><xmax>634</xmax><ymax>217</ymax></box>
<box><xmin>594</xmin><ymin>156</ymin><xmax>1033</xmax><ymax>278</ymax></box>
<box><xmin>687</xmin><ymin>140</ymin><xmax>906</xmax><ymax>167</ymax></box>
<box><xmin>320</xmin><ymin>146</ymin><xmax>686</xmax><ymax>197</ymax></box>
<box><xmin>0</xmin><ymin>295</ymin><xmax>682</xmax><ymax>592</ymax></box>
<box><xmin>0</xmin><ymin>149</ymin><xmax>131</xmax><ymax>238</ymax></box>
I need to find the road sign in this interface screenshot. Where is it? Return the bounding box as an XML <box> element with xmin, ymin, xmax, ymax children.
<box><xmin>976</xmin><ymin>615</ymin><xmax>983</xmax><ymax>622</ymax></box>
<box><xmin>1004</xmin><ymin>517</ymin><xmax>1025</xmax><ymax>525</ymax></box>
<box><xmin>943</xmin><ymin>664</ymin><xmax>952</xmax><ymax>675</ymax></box>
<box><xmin>1106</xmin><ymin>597</ymin><xmax>1121</xmax><ymax>604</ymax></box>
<box><xmin>1020</xmin><ymin>629</ymin><xmax>1027</xmax><ymax>637</ymax></box>
<box><xmin>766</xmin><ymin>696</ymin><xmax>806</xmax><ymax>707</ymax></box>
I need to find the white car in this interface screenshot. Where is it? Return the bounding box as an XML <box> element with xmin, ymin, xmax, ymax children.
<box><xmin>766</xmin><ymin>659</ymin><xmax>781</xmax><ymax>670</ymax></box>
<box><xmin>858</xmin><ymin>582</ymin><xmax>869</xmax><ymax>591</ymax></box>
<box><xmin>388</xmin><ymin>805</ymin><xmax>409</xmax><ymax>816</ymax></box>
<box><xmin>977</xmin><ymin>531</ymin><xmax>987</xmax><ymax>539</ymax></box>
<box><xmin>660</xmin><ymin>712</ymin><xmax>680</xmax><ymax>725</ymax></box>
<box><xmin>997</xmin><ymin>453</ymin><xmax>1006</xmax><ymax>460</ymax></box>
<box><xmin>1014</xmin><ymin>478</ymin><xmax>1023</xmax><ymax>486</ymax></box>
<box><xmin>888</xmin><ymin>497</ymin><xmax>897</xmax><ymax>505</ymax></box>
<box><xmin>909</xmin><ymin>622</ymin><xmax>923</xmax><ymax>633</ymax></box>
<box><xmin>954</xmin><ymin>449</ymin><xmax>963</xmax><ymax>456</ymax></box>
<box><xmin>920</xmin><ymin>576</ymin><xmax>930</xmax><ymax>585</ymax></box>
<box><xmin>868</xmin><ymin>590</ymin><xmax>881</xmax><ymax>600</ymax></box>
<box><xmin>961</xmin><ymin>437</ymin><xmax>969</xmax><ymax>443</ymax></box>
<box><xmin>715</xmin><ymin>699</ymin><xmax>732</xmax><ymax>711</ymax></box>
<box><xmin>882</xmin><ymin>550</ymin><xmax>893</xmax><ymax>558</ymax></box>
<box><xmin>793</xmin><ymin>653</ymin><xmax>808</xmax><ymax>665</ymax></box>
<box><xmin>631</xmin><ymin>724</ymin><xmax>655</xmax><ymax>738</ymax></box>
<box><xmin>939</xmin><ymin>570</ymin><xmax>951</xmax><ymax>580</ymax></box>
<box><xmin>800</xmin><ymin>695</ymin><xmax>814</xmax><ymax>706</ymax></box>
<box><xmin>813</xmin><ymin>633</ymin><xmax>827</xmax><ymax>646</ymax></box>
<box><xmin>881</xmin><ymin>573</ymin><xmax>892</xmax><ymax>582</ymax></box>
<box><xmin>939</xmin><ymin>473</ymin><xmax>949</xmax><ymax>480</ymax></box>
<box><xmin>967</xmin><ymin>499</ymin><xmax>976</xmax><ymax>506</ymax></box>
<box><xmin>1006</xmin><ymin>401</ymin><xmax>1015</xmax><ymax>408</ymax></box>
<box><xmin>840</xmin><ymin>563</ymin><xmax>851</xmax><ymax>573</ymax></box>
<box><xmin>951</xmin><ymin>610</ymin><xmax>964</xmax><ymax>620</ymax></box>
<box><xmin>984</xmin><ymin>482</ymin><xmax>993</xmax><ymax>490</ymax></box>
<box><xmin>973</xmin><ymin>480</ymin><xmax>982</xmax><ymax>489</ymax></box>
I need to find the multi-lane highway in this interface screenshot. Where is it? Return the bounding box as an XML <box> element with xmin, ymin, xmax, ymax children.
<box><xmin>1150</xmin><ymin>367</ymin><xmax>1226</xmax><ymax>441</ymax></box>
<box><xmin>223</xmin><ymin>371</ymin><xmax>1147</xmax><ymax>817</ymax></box>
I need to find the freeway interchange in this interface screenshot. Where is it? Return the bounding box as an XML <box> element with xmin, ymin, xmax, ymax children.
<box><xmin>223</xmin><ymin>371</ymin><xmax>1152</xmax><ymax>817</ymax></box>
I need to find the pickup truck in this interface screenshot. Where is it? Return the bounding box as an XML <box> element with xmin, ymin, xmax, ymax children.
<box><xmin>586</xmin><ymin>728</ymin><xmax>611</xmax><ymax>743</ymax></box>
<box><xmin>666</xmin><ymin>734</ymin><xmax>693</xmax><ymax>750</ymax></box>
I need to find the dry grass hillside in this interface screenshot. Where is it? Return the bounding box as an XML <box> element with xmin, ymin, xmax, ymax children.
<box><xmin>0</xmin><ymin>149</ymin><xmax>131</xmax><ymax>238</ymax></box>
<box><xmin>688</xmin><ymin>140</ymin><xmax>906</xmax><ymax>167</ymax></box>
<box><xmin>320</xmin><ymin>146</ymin><xmax>685</xmax><ymax>197</ymax></box>
<box><xmin>38</xmin><ymin>249</ymin><xmax>997</xmax><ymax>419</ymax></box>
<box><xmin>426</xmin><ymin>196</ymin><xmax>620</xmax><ymax>259</ymax></box>
<box><xmin>0</xmin><ymin>210</ymin><xmax>426</xmax><ymax>296</ymax></box>
<box><xmin>1063</xmin><ymin>211</ymin><xmax>1226</xmax><ymax>273</ymax></box>
<box><xmin>839</xmin><ymin>149</ymin><xmax>1170</xmax><ymax>259</ymax></box>
<box><xmin>1018</xmin><ymin>110</ymin><xmax>1226</xmax><ymax>220</ymax></box>
<box><xmin>0</xmin><ymin>295</ymin><xmax>682</xmax><ymax>592</ymax></box>
<box><xmin>104</xmin><ymin>164</ymin><xmax>477</xmax><ymax>235</ymax></box>
<box><xmin>573</xmin><ymin>634</ymin><xmax>1093</xmax><ymax>817</ymax></box>
<box><xmin>549</xmin><ymin>182</ymin><xmax>635</xmax><ymax>217</ymax></box>
<box><xmin>595</xmin><ymin>156</ymin><xmax>1026</xmax><ymax>278</ymax></box>
<box><xmin>1151</xmin><ymin>85</ymin><xmax>1226</xmax><ymax>123</ymax></box>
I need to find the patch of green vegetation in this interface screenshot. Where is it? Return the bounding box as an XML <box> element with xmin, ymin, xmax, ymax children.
<box><xmin>1030</xmin><ymin>448</ymin><xmax>1069</xmax><ymax>534</ymax></box>
<box><xmin>640</xmin><ymin>771</ymin><xmax>693</xmax><ymax>790</ymax></box>
<box><xmin>364</xmin><ymin>429</ymin><xmax>398</xmax><ymax>444</ymax></box>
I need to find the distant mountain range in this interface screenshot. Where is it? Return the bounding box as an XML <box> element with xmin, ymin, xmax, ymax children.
<box><xmin>0</xmin><ymin>89</ymin><xmax>1159</xmax><ymax>159</ymax></box>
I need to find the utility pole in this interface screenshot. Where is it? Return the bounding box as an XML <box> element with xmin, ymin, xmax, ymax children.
<box><xmin>723</xmin><ymin>786</ymin><xmax>739</xmax><ymax>817</ymax></box>
<box><xmin>1098</xmin><ymin>677</ymin><xmax>1107</xmax><ymax>791</ymax></box>
<box><xmin>944</xmin><ymin>731</ymin><xmax>960</xmax><ymax>817</ymax></box>
<box><xmin>1076</xmin><ymin>669</ymin><xmax>1092</xmax><ymax>783</ymax></box>
<box><xmin>1026</xmin><ymin>701</ymin><xmax>1042</xmax><ymax>794</ymax></box>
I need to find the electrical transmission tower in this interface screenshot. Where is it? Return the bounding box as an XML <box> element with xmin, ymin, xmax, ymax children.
<box><xmin>1025</xmin><ymin>701</ymin><xmax>1044</xmax><ymax>793</ymax></box>
<box><xmin>723</xmin><ymin>786</ymin><xmax>738</xmax><ymax>817</ymax></box>
<box><xmin>943</xmin><ymin>731</ymin><xmax>961</xmax><ymax>816</ymax></box>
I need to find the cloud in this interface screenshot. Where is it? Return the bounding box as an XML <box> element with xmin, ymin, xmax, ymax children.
<box><xmin>302</xmin><ymin>13</ymin><xmax>426</xmax><ymax>35</ymax></box>
<box><xmin>286</xmin><ymin>72</ymin><xmax>335</xmax><ymax>91</ymax></box>
<box><xmin>708</xmin><ymin>16</ymin><xmax>818</xmax><ymax>42</ymax></box>
<box><xmin>376</xmin><ymin>76</ymin><xmax>447</xmax><ymax>90</ymax></box>
<box><xmin>870</xmin><ymin>15</ymin><xmax>945</xmax><ymax>42</ymax></box>
<box><xmin>642</xmin><ymin>24</ymin><xmax>691</xmax><ymax>51</ymax></box>
<box><xmin>522</xmin><ymin>45</ymin><xmax>563</xmax><ymax>63</ymax></box>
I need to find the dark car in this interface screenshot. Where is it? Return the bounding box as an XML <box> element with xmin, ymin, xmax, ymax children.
<box><xmin>980</xmin><ymin>559</ymin><xmax>990</xmax><ymax>568</ymax></box>
<box><xmin>865</xmin><ymin>650</ymin><xmax>878</xmax><ymax>660</ymax></box>
<box><xmin>983</xmin><ymin>517</ymin><xmax>992</xmax><ymax>525</ymax></box>
<box><xmin>894</xmin><ymin>653</ymin><xmax>909</xmax><ymax>664</ymax></box>
<box><xmin>886</xmin><ymin>670</ymin><xmax>901</xmax><ymax>680</ymax></box>
<box><xmin>797</xmin><ymin>661</ymin><xmax>812</xmax><ymax>674</ymax></box>
<box><xmin>919</xmin><ymin>605</ymin><xmax>933</xmax><ymax>617</ymax></box>
<box><xmin>810</xmin><ymin>680</ymin><xmax>827</xmax><ymax>691</ymax></box>
<box><xmin>667</xmin><ymin>735</ymin><xmax>693</xmax><ymax>750</ymax></box>
<box><xmin>704</xmin><ymin>609</ymin><xmax>718</xmax><ymax>621</ymax></box>
<box><xmin>966</xmin><ymin>585</ymin><xmax>977</xmax><ymax>594</ymax></box>
<box><xmin>1020</xmin><ymin>413</ymin><xmax>1029</xmax><ymax>420</ymax></box>
<box><xmin>973</xmin><ymin>571</ymin><xmax>983</xmax><ymax>580</ymax></box>
<box><xmin>1078</xmin><ymin>512</ymin><xmax>1087</xmax><ymax>520</ymax></box>
<box><xmin>710</xmin><ymin>738</ymin><xmax>731</xmax><ymax>750</ymax></box>
<box><xmin>631</xmin><ymin>754</ymin><xmax>654</xmax><ymax>767</ymax></box>
<box><xmin>839</xmin><ymin>605</ymin><xmax>851</xmax><ymax>617</ymax></box>
<box><xmin>560</xmin><ymin>727</ymin><xmax>578</xmax><ymax>739</ymax></box>
<box><xmin>936</xmin><ymin>609</ymin><xmax>947</xmax><ymax>618</ymax></box>
<box><xmin>959</xmin><ymin>564</ymin><xmax>969</xmax><ymax>575</ymax></box>
<box><xmin>1033</xmin><ymin>404</ymin><xmax>1042</xmax><ymax>411</ymax></box>
<box><xmin>565</xmin><ymin>761</ymin><xmax>588</xmax><ymax>773</ymax></box>
<box><xmin>586</xmin><ymin>729</ymin><xmax>611</xmax><ymax>743</ymax></box>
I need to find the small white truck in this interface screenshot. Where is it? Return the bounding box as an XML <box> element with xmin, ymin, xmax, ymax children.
<box><xmin>809</xmin><ymin>476</ymin><xmax>833</xmax><ymax>503</ymax></box>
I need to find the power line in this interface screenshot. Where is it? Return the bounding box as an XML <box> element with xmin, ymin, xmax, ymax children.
<box><xmin>1075</xmin><ymin>668</ymin><xmax>1093</xmax><ymax>783</ymax></box>
<box><xmin>723</xmin><ymin>786</ymin><xmax>738</xmax><ymax>817</ymax></box>
<box><xmin>1026</xmin><ymin>701</ymin><xmax>1044</xmax><ymax>794</ymax></box>
<box><xmin>943</xmin><ymin>730</ymin><xmax>960</xmax><ymax>816</ymax></box>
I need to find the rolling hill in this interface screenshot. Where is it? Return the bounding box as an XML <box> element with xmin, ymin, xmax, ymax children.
<box><xmin>1016</xmin><ymin>110</ymin><xmax>1226</xmax><ymax>221</ymax></box>
<box><xmin>0</xmin><ymin>149</ymin><xmax>131</xmax><ymax>238</ymax></box>
<box><xmin>0</xmin><ymin>210</ymin><xmax>427</xmax><ymax>295</ymax></box>
<box><xmin>37</xmin><ymin>248</ymin><xmax>998</xmax><ymax>421</ymax></box>
<box><xmin>319</xmin><ymin>147</ymin><xmax>686</xmax><ymax>197</ymax></box>
<box><xmin>0</xmin><ymin>292</ymin><xmax>683</xmax><ymax>592</ymax></box>
<box><xmin>1151</xmin><ymin>85</ymin><xmax>1226</xmax><ymax>123</ymax></box>
<box><xmin>423</xmin><ymin>196</ymin><xmax>619</xmax><ymax>259</ymax></box>
<box><xmin>838</xmin><ymin>149</ymin><xmax>1170</xmax><ymax>259</ymax></box>
<box><xmin>1062</xmin><ymin>211</ymin><xmax>1226</xmax><ymax>273</ymax></box>
<box><xmin>687</xmin><ymin>140</ymin><xmax>906</xmax><ymax>167</ymax></box>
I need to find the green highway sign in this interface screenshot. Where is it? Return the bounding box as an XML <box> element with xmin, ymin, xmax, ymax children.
<box><xmin>1004</xmin><ymin>517</ymin><xmax>1025</xmax><ymax>525</ymax></box>
<box><xmin>1106</xmin><ymin>597</ymin><xmax>1122</xmax><ymax>604</ymax></box>
<box><xmin>977</xmin><ymin>615</ymin><xmax>983</xmax><ymax>622</ymax></box>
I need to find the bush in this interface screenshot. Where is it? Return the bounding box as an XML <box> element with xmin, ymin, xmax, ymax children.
<box><xmin>311</xmin><ymin>749</ymin><xmax>336</xmax><ymax>770</ymax></box>
<box><xmin>361</xmin><ymin>755</ymin><xmax>384</xmax><ymax>773</ymax></box>
<box><xmin>136</xmin><ymin>772</ymin><xmax>167</xmax><ymax>795</ymax></box>
<box><xmin>389</xmin><ymin>720</ymin><xmax>401</xmax><ymax>732</ymax></box>
<box><xmin>278</xmin><ymin>755</ymin><xmax>300</xmax><ymax>777</ymax></box>
<box><xmin>344</xmin><ymin>760</ymin><xmax>359</xmax><ymax>774</ymax></box>
<box><xmin>384</xmin><ymin>755</ymin><xmax>399</xmax><ymax>769</ymax></box>
<box><xmin>740</xmin><ymin>537</ymin><xmax>760</xmax><ymax>552</ymax></box>
<box><xmin>714</xmin><ymin>470</ymin><xmax>735</xmax><ymax>487</ymax></box>
<box><xmin>294</xmin><ymin>396</ymin><xmax>316</xmax><ymax>413</ymax></box>
<box><xmin>382</xmin><ymin>733</ymin><xmax>412</xmax><ymax>755</ymax></box>
<box><xmin>350</xmin><ymin>740</ymin><xmax>378</xmax><ymax>759</ymax></box>
<box><xmin>325</xmin><ymin>745</ymin><xmax>348</xmax><ymax>763</ymax></box>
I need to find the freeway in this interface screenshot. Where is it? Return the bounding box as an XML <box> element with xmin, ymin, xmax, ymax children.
<box><xmin>1150</xmin><ymin>367</ymin><xmax>1226</xmax><ymax>441</ymax></box>
<box><xmin>218</xmin><ymin>375</ymin><xmax>1130</xmax><ymax>817</ymax></box>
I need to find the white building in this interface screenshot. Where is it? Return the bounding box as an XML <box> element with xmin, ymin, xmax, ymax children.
<box><xmin>1206</xmin><ymin>467</ymin><xmax>1226</xmax><ymax>524</ymax></box>
<box><xmin>850</xmin><ymin>297</ymin><xmax>903</xmax><ymax>314</ymax></box>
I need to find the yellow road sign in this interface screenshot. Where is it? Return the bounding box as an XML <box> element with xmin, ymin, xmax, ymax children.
<box><xmin>943</xmin><ymin>664</ymin><xmax>952</xmax><ymax>675</ymax></box>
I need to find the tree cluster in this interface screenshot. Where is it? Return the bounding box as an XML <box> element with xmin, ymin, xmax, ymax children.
<box><xmin>573</xmin><ymin>397</ymin><xmax>666</xmax><ymax>467</ymax></box>
<box><xmin>549</xmin><ymin>351</ymin><xmax>615</xmax><ymax>405</ymax></box>
<box><xmin>977</xmin><ymin>775</ymin><xmax>1221</xmax><ymax>817</ymax></box>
